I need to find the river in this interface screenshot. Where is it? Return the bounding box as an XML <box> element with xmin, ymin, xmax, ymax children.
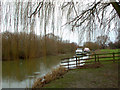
<box><xmin>2</xmin><ymin>54</ymin><xmax>88</xmax><ymax>88</ymax></box>
<box><xmin>2</xmin><ymin>54</ymin><xmax>73</xmax><ymax>88</ymax></box>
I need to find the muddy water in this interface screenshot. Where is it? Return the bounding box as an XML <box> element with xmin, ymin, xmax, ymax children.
<box><xmin>2</xmin><ymin>54</ymin><xmax>87</xmax><ymax>88</ymax></box>
<box><xmin>2</xmin><ymin>55</ymin><xmax>64</xmax><ymax>88</ymax></box>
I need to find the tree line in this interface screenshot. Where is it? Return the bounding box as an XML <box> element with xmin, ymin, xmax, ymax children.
<box><xmin>83</xmin><ymin>32</ymin><xmax>120</xmax><ymax>50</ymax></box>
<box><xmin>84</xmin><ymin>40</ymin><xmax>120</xmax><ymax>50</ymax></box>
<box><xmin>2</xmin><ymin>31</ymin><xmax>77</xmax><ymax>61</ymax></box>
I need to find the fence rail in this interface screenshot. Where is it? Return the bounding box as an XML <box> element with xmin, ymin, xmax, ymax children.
<box><xmin>60</xmin><ymin>52</ymin><xmax>120</xmax><ymax>70</ymax></box>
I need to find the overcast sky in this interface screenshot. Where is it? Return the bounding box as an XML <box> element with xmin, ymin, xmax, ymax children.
<box><xmin>1</xmin><ymin>0</ymin><xmax>120</xmax><ymax>46</ymax></box>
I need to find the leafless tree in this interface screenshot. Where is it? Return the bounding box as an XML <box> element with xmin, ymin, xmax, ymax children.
<box><xmin>61</xmin><ymin>0</ymin><xmax>120</xmax><ymax>31</ymax></box>
<box><xmin>96</xmin><ymin>35</ymin><xmax>110</xmax><ymax>48</ymax></box>
<box><xmin>29</xmin><ymin>0</ymin><xmax>120</xmax><ymax>44</ymax></box>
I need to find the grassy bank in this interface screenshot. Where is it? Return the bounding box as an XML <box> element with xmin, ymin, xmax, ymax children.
<box><xmin>43</xmin><ymin>62</ymin><xmax>118</xmax><ymax>88</ymax></box>
<box><xmin>42</xmin><ymin>49</ymin><xmax>119</xmax><ymax>88</ymax></box>
<box><xmin>32</xmin><ymin>49</ymin><xmax>119</xmax><ymax>88</ymax></box>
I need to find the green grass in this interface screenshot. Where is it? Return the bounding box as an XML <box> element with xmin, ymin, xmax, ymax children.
<box><xmin>95</xmin><ymin>49</ymin><xmax>120</xmax><ymax>54</ymax></box>
<box><xmin>42</xmin><ymin>49</ymin><xmax>119</xmax><ymax>88</ymax></box>
<box><xmin>43</xmin><ymin>62</ymin><xmax>118</xmax><ymax>88</ymax></box>
<box><xmin>85</xmin><ymin>49</ymin><xmax>120</xmax><ymax>63</ymax></box>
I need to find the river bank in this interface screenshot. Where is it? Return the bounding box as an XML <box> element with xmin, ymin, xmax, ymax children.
<box><xmin>32</xmin><ymin>49</ymin><xmax>119</xmax><ymax>88</ymax></box>
<box><xmin>42</xmin><ymin>62</ymin><xmax>118</xmax><ymax>88</ymax></box>
<box><xmin>32</xmin><ymin>67</ymin><xmax>68</xmax><ymax>88</ymax></box>
<box><xmin>2</xmin><ymin>53</ymin><xmax>74</xmax><ymax>88</ymax></box>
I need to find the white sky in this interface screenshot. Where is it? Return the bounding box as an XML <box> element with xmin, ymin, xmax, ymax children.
<box><xmin>1</xmin><ymin>0</ymin><xmax>119</xmax><ymax>46</ymax></box>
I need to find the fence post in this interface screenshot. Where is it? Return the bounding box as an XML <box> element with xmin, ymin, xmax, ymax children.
<box><xmin>113</xmin><ymin>52</ymin><xmax>115</xmax><ymax>62</ymax></box>
<box><xmin>98</xmin><ymin>55</ymin><xmax>99</xmax><ymax>62</ymax></box>
<box><xmin>76</xmin><ymin>57</ymin><xmax>77</xmax><ymax>68</ymax></box>
<box><xmin>68</xmin><ymin>59</ymin><xmax>69</xmax><ymax>70</ymax></box>
<box><xmin>95</xmin><ymin>54</ymin><xmax>96</xmax><ymax>63</ymax></box>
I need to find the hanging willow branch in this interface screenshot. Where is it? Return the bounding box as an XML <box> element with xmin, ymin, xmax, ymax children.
<box><xmin>28</xmin><ymin>2</ymin><xmax>43</xmax><ymax>18</ymax></box>
<box><xmin>28</xmin><ymin>0</ymin><xmax>120</xmax><ymax>33</ymax></box>
<box><xmin>62</xmin><ymin>0</ymin><xmax>120</xmax><ymax>31</ymax></box>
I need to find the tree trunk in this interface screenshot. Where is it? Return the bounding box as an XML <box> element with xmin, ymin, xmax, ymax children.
<box><xmin>111</xmin><ymin>2</ymin><xmax>120</xmax><ymax>18</ymax></box>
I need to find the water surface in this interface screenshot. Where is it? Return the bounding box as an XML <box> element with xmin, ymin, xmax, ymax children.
<box><xmin>2</xmin><ymin>55</ymin><xmax>68</xmax><ymax>88</ymax></box>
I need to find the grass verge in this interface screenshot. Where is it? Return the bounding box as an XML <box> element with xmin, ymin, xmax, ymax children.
<box><xmin>43</xmin><ymin>62</ymin><xmax>118</xmax><ymax>88</ymax></box>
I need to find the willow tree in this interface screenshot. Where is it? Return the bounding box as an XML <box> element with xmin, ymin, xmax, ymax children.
<box><xmin>29</xmin><ymin>0</ymin><xmax>120</xmax><ymax>45</ymax></box>
<box><xmin>61</xmin><ymin>0</ymin><xmax>120</xmax><ymax>43</ymax></box>
<box><xmin>29</xmin><ymin>1</ymin><xmax>57</xmax><ymax>58</ymax></box>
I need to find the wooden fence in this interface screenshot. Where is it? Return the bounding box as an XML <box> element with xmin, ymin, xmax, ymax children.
<box><xmin>60</xmin><ymin>52</ymin><xmax>120</xmax><ymax>70</ymax></box>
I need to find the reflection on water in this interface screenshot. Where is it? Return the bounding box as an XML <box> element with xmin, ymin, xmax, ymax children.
<box><xmin>2</xmin><ymin>55</ymin><xmax>65</xmax><ymax>88</ymax></box>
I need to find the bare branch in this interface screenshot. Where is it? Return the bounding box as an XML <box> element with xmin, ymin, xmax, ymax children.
<box><xmin>61</xmin><ymin>2</ymin><xmax>71</xmax><ymax>10</ymax></box>
<box><xmin>62</xmin><ymin>1</ymin><xmax>113</xmax><ymax>31</ymax></box>
<box><xmin>110</xmin><ymin>2</ymin><xmax>120</xmax><ymax>18</ymax></box>
<box><xmin>28</xmin><ymin>2</ymin><xmax>43</xmax><ymax>18</ymax></box>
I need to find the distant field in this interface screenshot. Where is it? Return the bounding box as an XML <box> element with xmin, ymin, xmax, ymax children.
<box><xmin>85</xmin><ymin>49</ymin><xmax>120</xmax><ymax>62</ymax></box>
<box><xmin>95</xmin><ymin>49</ymin><xmax>120</xmax><ymax>54</ymax></box>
